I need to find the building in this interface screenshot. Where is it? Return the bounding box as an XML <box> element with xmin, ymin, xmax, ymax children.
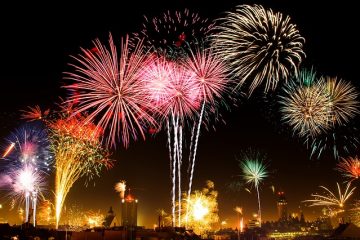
<box><xmin>248</xmin><ymin>214</ymin><xmax>260</xmax><ymax>229</ymax></box>
<box><xmin>103</xmin><ymin>206</ymin><xmax>119</xmax><ymax>228</ymax></box>
<box><xmin>121</xmin><ymin>190</ymin><xmax>138</xmax><ymax>227</ymax></box>
<box><xmin>277</xmin><ymin>191</ymin><xmax>288</xmax><ymax>221</ymax></box>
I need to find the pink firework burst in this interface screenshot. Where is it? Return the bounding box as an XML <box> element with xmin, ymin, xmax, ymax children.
<box><xmin>141</xmin><ymin>57</ymin><xmax>201</xmax><ymax>120</ymax></box>
<box><xmin>337</xmin><ymin>157</ymin><xmax>360</xmax><ymax>181</ymax></box>
<box><xmin>64</xmin><ymin>34</ymin><xmax>157</xmax><ymax>148</ymax></box>
<box><xmin>182</xmin><ymin>47</ymin><xmax>231</xmax><ymax>105</ymax></box>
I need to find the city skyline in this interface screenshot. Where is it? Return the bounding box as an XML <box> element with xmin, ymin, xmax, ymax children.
<box><xmin>0</xmin><ymin>0</ymin><xmax>359</xmax><ymax>229</ymax></box>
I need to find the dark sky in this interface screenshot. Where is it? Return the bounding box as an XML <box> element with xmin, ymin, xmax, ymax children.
<box><xmin>0</xmin><ymin>0</ymin><xmax>359</xmax><ymax>228</ymax></box>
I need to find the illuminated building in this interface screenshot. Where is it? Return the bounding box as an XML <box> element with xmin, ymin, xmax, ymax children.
<box><xmin>277</xmin><ymin>192</ymin><xmax>288</xmax><ymax>221</ymax></box>
<box><xmin>248</xmin><ymin>214</ymin><xmax>260</xmax><ymax>229</ymax></box>
<box><xmin>121</xmin><ymin>190</ymin><xmax>138</xmax><ymax>227</ymax></box>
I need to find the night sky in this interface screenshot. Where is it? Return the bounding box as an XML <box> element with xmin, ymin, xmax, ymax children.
<box><xmin>0</xmin><ymin>0</ymin><xmax>359</xmax><ymax>228</ymax></box>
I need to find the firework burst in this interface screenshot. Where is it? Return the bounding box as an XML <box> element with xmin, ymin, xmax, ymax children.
<box><xmin>1</xmin><ymin>123</ymin><xmax>51</xmax><ymax>226</ymax></box>
<box><xmin>65</xmin><ymin>34</ymin><xmax>156</xmax><ymax>148</ymax></box>
<box><xmin>115</xmin><ymin>180</ymin><xmax>126</xmax><ymax>199</ymax></box>
<box><xmin>20</xmin><ymin>105</ymin><xmax>50</xmax><ymax>121</ymax></box>
<box><xmin>182</xmin><ymin>180</ymin><xmax>219</xmax><ymax>235</ymax></box>
<box><xmin>137</xmin><ymin>9</ymin><xmax>213</xmax><ymax>58</ymax></box>
<box><xmin>142</xmin><ymin>57</ymin><xmax>201</xmax><ymax>119</ymax></box>
<box><xmin>85</xmin><ymin>210</ymin><xmax>105</xmax><ymax>228</ymax></box>
<box><xmin>212</xmin><ymin>4</ymin><xmax>305</xmax><ymax>94</ymax></box>
<box><xmin>336</xmin><ymin>157</ymin><xmax>360</xmax><ymax>181</ymax></box>
<box><xmin>304</xmin><ymin>182</ymin><xmax>355</xmax><ymax>211</ymax></box>
<box><xmin>2</xmin><ymin>123</ymin><xmax>52</xmax><ymax>173</ymax></box>
<box><xmin>239</xmin><ymin>151</ymin><xmax>269</xmax><ymax>227</ymax></box>
<box><xmin>182</xmin><ymin>46</ymin><xmax>230</xmax><ymax>105</ymax></box>
<box><xmin>280</xmin><ymin>69</ymin><xmax>331</xmax><ymax>138</ymax></box>
<box><xmin>11</xmin><ymin>164</ymin><xmax>46</xmax><ymax>225</ymax></box>
<box><xmin>322</xmin><ymin>76</ymin><xmax>359</xmax><ymax>125</ymax></box>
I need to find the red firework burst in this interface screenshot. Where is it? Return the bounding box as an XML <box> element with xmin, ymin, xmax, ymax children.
<box><xmin>337</xmin><ymin>157</ymin><xmax>360</xmax><ymax>181</ymax></box>
<box><xmin>64</xmin><ymin>34</ymin><xmax>157</xmax><ymax>148</ymax></box>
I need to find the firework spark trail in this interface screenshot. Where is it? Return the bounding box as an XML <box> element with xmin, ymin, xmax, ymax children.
<box><xmin>171</xmin><ymin>114</ymin><xmax>177</xmax><ymax>227</ymax></box>
<box><xmin>166</xmin><ymin>119</ymin><xmax>173</xmax><ymax>181</ymax></box>
<box><xmin>211</xmin><ymin>4</ymin><xmax>305</xmax><ymax>94</ymax></box>
<box><xmin>178</xmin><ymin>124</ymin><xmax>183</xmax><ymax>226</ymax></box>
<box><xmin>65</xmin><ymin>34</ymin><xmax>156</xmax><ymax>148</ymax></box>
<box><xmin>309</xmin><ymin>129</ymin><xmax>360</xmax><ymax>160</ymax></box>
<box><xmin>188</xmin><ymin>101</ymin><xmax>205</xmax><ymax>199</ymax></box>
<box><xmin>2</xmin><ymin>142</ymin><xmax>15</xmax><ymax>158</ymax></box>
<box><xmin>187</xmin><ymin>124</ymin><xmax>196</xmax><ymax>174</ymax></box>
<box><xmin>186</xmin><ymin>101</ymin><xmax>205</xmax><ymax>227</ymax></box>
